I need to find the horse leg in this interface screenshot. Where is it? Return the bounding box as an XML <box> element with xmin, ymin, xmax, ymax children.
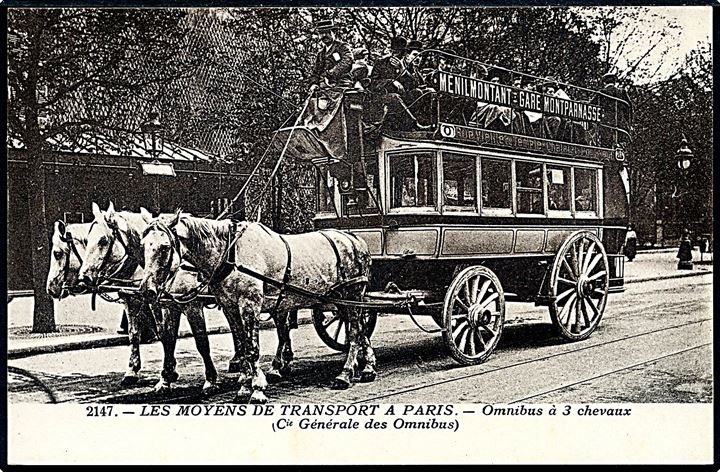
<box><xmin>121</xmin><ymin>298</ymin><xmax>143</xmax><ymax>386</ymax></box>
<box><xmin>221</xmin><ymin>303</ymin><xmax>250</xmax><ymax>401</ymax></box>
<box><xmin>154</xmin><ymin>305</ymin><xmax>181</xmax><ymax>393</ymax></box>
<box><xmin>224</xmin><ymin>309</ymin><xmax>245</xmax><ymax>374</ymax></box>
<box><xmin>357</xmin><ymin>329</ymin><xmax>378</xmax><ymax>383</ymax></box>
<box><xmin>184</xmin><ymin>302</ymin><xmax>219</xmax><ymax>394</ymax></box>
<box><xmin>332</xmin><ymin>307</ymin><xmax>362</xmax><ymax>390</ymax></box>
<box><xmin>239</xmin><ymin>301</ymin><xmax>268</xmax><ymax>404</ymax></box>
<box><xmin>267</xmin><ymin>311</ymin><xmax>293</xmax><ymax>383</ymax></box>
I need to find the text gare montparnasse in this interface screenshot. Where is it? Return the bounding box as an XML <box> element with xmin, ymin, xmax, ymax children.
<box><xmin>437</xmin><ymin>71</ymin><xmax>602</xmax><ymax>123</ymax></box>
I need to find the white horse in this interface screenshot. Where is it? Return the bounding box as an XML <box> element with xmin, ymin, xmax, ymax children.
<box><xmin>139</xmin><ymin>210</ymin><xmax>376</xmax><ymax>403</ymax></box>
<box><xmin>77</xmin><ymin>202</ymin><xmax>219</xmax><ymax>393</ymax></box>
<box><xmin>46</xmin><ymin>219</ymin><xmax>156</xmax><ymax>387</ymax></box>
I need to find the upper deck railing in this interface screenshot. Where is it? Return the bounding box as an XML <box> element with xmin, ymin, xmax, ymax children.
<box><xmin>391</xmin><ymin>50</ymin><xmax>632</xmax><ymax>160</ymax></box>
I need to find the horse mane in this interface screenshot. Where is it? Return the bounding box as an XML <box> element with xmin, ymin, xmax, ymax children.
<box><xmin>179</xmin><ymin>216</ymin><xmax>234</xmax><ymax>251</ymax></box>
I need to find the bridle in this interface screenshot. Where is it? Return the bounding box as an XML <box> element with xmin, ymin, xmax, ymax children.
<box><xmin>86</xmin><ymin>217</ymin><xmax>134</xmax><ymax>285</ymax></box>
<box><xmin>142</xmin><ymin>218</ymin><xmax>247</xmax><ymax>304</ymax></box>
<box><xmin>141</xmin><ymin>219</ymin><xmax>185</xmax><ymax>300</ymax></box>
<box><xmin>57</xmin><ymin>231</ymin><xmax>87</xmax><ymax>296</ymax></box>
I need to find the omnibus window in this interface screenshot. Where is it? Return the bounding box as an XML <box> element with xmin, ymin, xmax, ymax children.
<box><xmin>390</xmin><ymin>152</ymin><xmax>436</xmax><ymax>209</ymax></box>
<box><xmin>516</xmin><ymin>161</ymin><xmax>544</xmax><ymax>214</ymax></box>
<box><xmin>481</xmin><ymin>158</ymin><xmax>511</xmax><ymax>209</ymax></box>
<box><xmin>574</xmin><ymin>168</ymin><xmax>597</xmax><ymax>212</ymax></box>
<box><xmin>443</xmin><ymin>153</ymin><xmax>476</xmax><ymax>211</ymax></box>
<box><xmin>546</xmin><ymin>166</ymin><xmax>571</xmax><ymax>211</ymax></box>
<box><xmin>316</xmin><ymin>166</ymin><xmax>336</xmax><ymax>213</ymax></box>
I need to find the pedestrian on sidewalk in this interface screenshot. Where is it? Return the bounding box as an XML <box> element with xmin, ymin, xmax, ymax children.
<box><xmin>624</xmin><ymin>226</ymin><xmax>637</xmax><ymax>261</ymax></box>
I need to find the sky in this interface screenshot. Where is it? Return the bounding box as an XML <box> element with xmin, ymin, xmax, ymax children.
<box><xmin>581</xmin><ymin>6</ymin><xmax>712</xmax><ymax>83</ymax></box>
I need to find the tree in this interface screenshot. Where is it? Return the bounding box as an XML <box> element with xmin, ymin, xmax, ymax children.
<box><xmin>8</xmin><ymin>9</ymin><xmax>195</xmax><ymax>332</ymax></box>
<box><xmin>627</xmin><ymin>42</ymin><xmax>712</xmax><ymax>243</ymax></box>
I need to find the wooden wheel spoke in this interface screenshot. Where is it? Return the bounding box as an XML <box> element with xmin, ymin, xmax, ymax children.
<box><xmin>591</xmin><ymin>288</ymin><xmax>606</xmax><ymax>298</ymax></box>
<box><xmin>474</xmin><ymin>327</ymin><xmax>487</xmax><ymax>351</ymax></box>
<box><xmin>561</xmin><ymin>257</ymin><xmax>577</xmax><ymax>280</ymax></box>
<box><xmin>479</xmin><ymin>324</ymin><xmax>496</xmax><ymax>341</ymax></box>
<box><xmin>557</xmin><ymin>277</ymin><xmax>576</xmax><ymax>287</ymax></box>
<box><xmin>452</xmin><ymin>319</ymin><xmax>469</xmax><ymax>340</ymax></box>
<box><xmin>585</xmin><ymin>253</ymin><xmax>603</xmax><ymax>276</ymax></box>
<box><xmin>469</xmin><ymin>276</ymin><xmax>480</xmax><ymax>304</ymax></box>
<box><xmin>578</xmin><ymin>240</ymin><xmax>585</xmax><ymax>275</ymax></box>
<box><xmin>332</xmin><ymin>319</ymin><xmax>344</xmax><ymax>341</ymax></box>
<box><xmin>476</xmin><ymin>291</ymin><xmax>499</xmax><ymax>312</ymax></box>
<box><xmin>571</xmin><ymin>243</ymin><xmax>580</xmax><ymax>277</ymax></box>
<box><xmin>463</xmin><ymin>280</ymin><xmax>472</xmax><ymax>305</ymax></box>
<box><xmin>587</xmin><ymin>270</ymin><xmax>607</xmax><ymax>282</ymax></box>
<box><xmin>580</xmin><ymin>298</ymin><xmax>591</xmax><ymax>328</ymax></box>
<box><xmin>556</xmin><ymin>287</ymin><xmax>574</xmax><ymax>303</ymax></box>
<box><xmin>322</xmin><ymin>314</ymin><xmax>340</xmax><ymax>329</ymax></box>
<box><xmin>558</xmin><ymin>293</ymin><xmax>577</xmax><ymax>323</ymax></box>
<box><xmin>586</xmin><ymin>297</ymin><xmax>601</xmax><ymax>320</ymax></box>
<box><xmin>582</xmin><ymin>242</ymin><xmax>597</xmax><ymax>273</ymax></box>
<box><xmin>476</xmin><ymin>279</ymin><xmax>491</xmax><ymax>306</ymax></box>
<box><xmin>454</xmin><ymin>296</ymin><xmax>470</xmax><ymax>312</ymax></box>
<box><xmin>466</xmin><ymin>328</ymin><xmax>476</xmax><ymax>355</ymax></box>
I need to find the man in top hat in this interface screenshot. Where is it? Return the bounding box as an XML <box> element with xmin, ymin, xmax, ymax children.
<box><xmin>309</xmin><ymin>19</ymin><xmax>354</xmax><ymax>89</ymax></box>
<box><xmin>370</xmin><ymin>36</ymin><xmax>409</xmax><ymax>94</ymax></box>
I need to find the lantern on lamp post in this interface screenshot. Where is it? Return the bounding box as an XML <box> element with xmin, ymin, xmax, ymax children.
<box><xmin>140</xmin><ymin>112</ymin><xmax>174</xmax><ymax>213</ymax></box>
<box><xmin>141</xmin><ymin>111</ymin><xmax>165</xmax><ymax>159</ymax></box>
<box><xmin>674</xmin><ymin>134</ymin><xmax>694</xmax><ymax>270</ymax></box>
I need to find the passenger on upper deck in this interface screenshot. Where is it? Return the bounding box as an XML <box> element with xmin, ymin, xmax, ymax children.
<box><xmin>367</xmin><ymin>36</ymin><xmax>430</xmax><ymax>131</ymax></box>
<box><xmin>350</xmin><ymin>47</ymin><xmax>372</xmax><ymax>90</ymax></box>
<box><xmin>399</xmin><ymin>40</ymin><xmax>435</xmax><ymax>126</ymax></box>
<box><xmin>592</xmin><ymin>71</ymin><xmax>633</xmax><ymax>147</ymax></box>
<box><xmin>309</xmin><ymin>19</ymin><xmax>354</xmax><ymax>89</ymax></box>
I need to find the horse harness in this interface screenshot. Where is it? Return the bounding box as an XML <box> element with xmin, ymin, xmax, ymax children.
<box><xmin>148</xmin><ymin>219</ymin><xmax>370</xmax><ymax>309</ymax></box>
<box><xmin>88</xmin><ymin>218</ymin><xmax>136</xmax><ymax>284</ymax></box>
<box><xmin>58</xmin><ymin>231</ymin><xmax>84</xmax><ymax>279</ymax></box>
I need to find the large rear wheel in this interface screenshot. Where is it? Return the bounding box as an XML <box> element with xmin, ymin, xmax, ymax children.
<box><xmin>442</xmin><ymin>266</ymin><xmax>505</xmax><ymax>365</ymax></box>
<box><xmin>312</xmin><ymin>307</ymin><xmax>378</xmax><ymax>352</ymax></box>
<box><xmin>548</xmin><ymin>231</ymin><xmax>609</xmax><ymax>341</ymax></box>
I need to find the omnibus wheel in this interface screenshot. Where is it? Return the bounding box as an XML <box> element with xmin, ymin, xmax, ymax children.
<box><xmin>442</xmin><ymin>266</ymin><xmax>505</xmax><ymax>366</ymax></box>
<box><xmin>312</xmin><ymin>307</ymin><xmax>377</xmax><ymax>352</ymax></box>
<box><xmin>549</xmin><ymin>231</ymin><xmax>609</xmax><ymax>341</ymax></box>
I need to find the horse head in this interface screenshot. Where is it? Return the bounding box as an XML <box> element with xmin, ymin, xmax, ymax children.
<box><xmin>78</xmin><ymin>201</ymin><xmax>138</xmax><ymax>287</ymax></box>
<box><xmin>139</xmin><ymin>209</ymin><xmax>185</xmax><ymax>301</ymax></box>
<box><xmin>46</xmin><ymin>220</ymin><xmax>89</xmax><ymax>299</ymax></box>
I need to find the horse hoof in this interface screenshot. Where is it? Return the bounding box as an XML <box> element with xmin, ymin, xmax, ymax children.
<box><xmin>249</xmin><ymin>390</ymin><xmax>268</xmax><ymax>404</ymax></box>
<box><xmin>165</xmin><ymin>371</ymin><xmax>179</xmax><ymax>383</ymax></box>
<box><xmin>120</xmin><ymin>375</ymin><xmax>139</xmax><ymax>387</ymax></box>
<box><xmin>228</xmin><ymin>361</ymin><xmax>243</xmax><ymax>374</ymax></box>
<box><xmin>358</xmin><ymin>370</ymin><xmax>377</xmax><ymax>383</ymax></box>
<box><xmin>331</xmin><ymin>376</ymin><xmax>352</xmax><ymax>390</ymax></box>
<box><xmin>153</xmin><ymin>380</ymin><xmax>172</xmax><ymax>393</ymax></box>
<box><xmin>265</xmin><ymin>369</ymin><xmax>283</xmax><ymax>384</ymax></box>
<box><xmin>201</xmin><ymin>381</ymin><xmax>219</xmax><ymax>396</ymax></box>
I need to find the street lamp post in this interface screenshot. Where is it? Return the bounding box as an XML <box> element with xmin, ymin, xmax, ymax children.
<box><xmin>141</xmin><ymin>112</ymin><xmax>165</xmax><ymax>213</ymax></box>
<box><xmin>674</xmin><ymin>135</ymin><xmax>694</xmax><ymax>270</ymax></box>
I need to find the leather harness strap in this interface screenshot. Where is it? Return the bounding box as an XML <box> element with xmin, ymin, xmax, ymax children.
<box><xmin>318</xmin><ymin>230</ymin><xmax>347</xmax><ymax>282</ymax></box>
<box><xmin>269</xmin><ymin>234</ymin><xmax>293</xmax><ymax>314</ymax></box>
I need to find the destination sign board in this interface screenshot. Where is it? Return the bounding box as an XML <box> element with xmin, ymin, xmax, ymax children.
<box><xmin>436</xmin><ymin>71</ymin><xmax>603</xmax><ymax>123</ymax></box>
<box><xmin>438</xmin><ymin>123</ymin><xmax>615</xmax><ymax>161</ymax></box>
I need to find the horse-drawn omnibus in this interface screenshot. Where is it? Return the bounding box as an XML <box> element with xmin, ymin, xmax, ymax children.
<box><xmin>275</xmin><ymin>50</ymin><xmax>631</xmax><ymax>365</ymax></box>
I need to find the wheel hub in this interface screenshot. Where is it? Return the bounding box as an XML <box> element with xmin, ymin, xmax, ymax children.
<box><xmin>576</xmin><ymin>275</ymin><xmax>593</xmax><ymax>297</ymax></box>
<box><xmin>468</xmin><ymin>304</ymin><xmax>492</xmax><ymax>329</ymax></box>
